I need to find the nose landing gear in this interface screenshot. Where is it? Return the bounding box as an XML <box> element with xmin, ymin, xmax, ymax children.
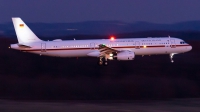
<box><xmin>170</xmin><ymin>53</ymin><xmax>176</xmax><ymax>63</ymax></box>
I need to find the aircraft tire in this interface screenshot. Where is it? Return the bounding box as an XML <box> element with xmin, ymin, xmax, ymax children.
<box><xmin>98</xmin><ymin>61</ymin><xmax>103</xmax><ymax>65</ymax></box>
<box><xmin>104</xmin><ymin>61</ymin><xmax>108</xmax><ymax>66</ymax></box>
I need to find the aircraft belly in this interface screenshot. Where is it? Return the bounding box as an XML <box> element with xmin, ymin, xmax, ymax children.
<box><xmin>134</xmin><ymin>49</ymin><xmax>161</xmax><ymax>55</ymax></box>
<box><xmin>133</xmin><ymin>47</ymin><xmax>171</xmax><ymax>55</ymax></box>
<box><xmin>134</xmin><ymin>47</ymin><xmax>187</xmax><ymax>55</ymax></box>
<box><xmin>41</xmin><ymin>50</ymin><xmax>94</xmax><ymax>57</ymax></box>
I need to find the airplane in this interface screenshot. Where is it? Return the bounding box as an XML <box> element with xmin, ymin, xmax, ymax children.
<box><xmin>10</xmin><ymin>17</ymin><xmax>192</xmax><ymax>66</ymax></box>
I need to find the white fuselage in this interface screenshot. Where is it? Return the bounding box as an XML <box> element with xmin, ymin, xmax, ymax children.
<box><xmin>11</xmin><ymin>37</ymin><xmax>192</xmax><ymax>58</ymax></box>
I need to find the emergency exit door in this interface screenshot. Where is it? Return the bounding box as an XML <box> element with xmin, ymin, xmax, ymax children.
<box><xmin>135</xmin><ymin>41</ymin><xmax>140</xmax><ymax>49</ymax></box>
<box><xmin>41</xmin><ymin>43</ymin><xmax>46</xmax><ymax>52</ymax></box>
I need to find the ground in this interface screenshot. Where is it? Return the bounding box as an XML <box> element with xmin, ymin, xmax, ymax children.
<box><xmin>0</xmin><ymin>99</ymin><xmax>200</xmax><ymax>112</ymax></box>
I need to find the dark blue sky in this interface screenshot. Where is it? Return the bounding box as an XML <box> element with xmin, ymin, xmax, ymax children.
<box><xmin>1</xmin><ymin>0</ymin><xmax>200</xmax><ymax>23</ymax></box>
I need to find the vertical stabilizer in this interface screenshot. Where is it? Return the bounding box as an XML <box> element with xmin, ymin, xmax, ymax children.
<box><xmin>12</xmin><ymin>17</ymin><xmax>42</xmax><ymax>43</ymax></box>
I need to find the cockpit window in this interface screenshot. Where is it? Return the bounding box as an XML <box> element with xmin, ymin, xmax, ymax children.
<box><xmin>180</xmin><ymin>41</ymin><xmax>187</xmax><ymax>44</ymax></box>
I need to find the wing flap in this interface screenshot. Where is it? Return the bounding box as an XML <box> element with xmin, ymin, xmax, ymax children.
<box><xmin>98</xmin><ymin>44</ymin><xmax>118</xmax><ymax>56</ymax></box>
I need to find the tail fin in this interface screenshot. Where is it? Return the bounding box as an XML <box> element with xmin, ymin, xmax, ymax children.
<box><xmin>12</xmin><ymin>17</ymin><xmax>42</xmax><ymax>43</ymax></box>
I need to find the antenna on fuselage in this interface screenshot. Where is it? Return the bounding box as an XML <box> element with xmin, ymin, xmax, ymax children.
<box><xmin>74</xmin><ymin>38</ymin><xmax>76</xmax><ymax>40</ymax></box>
<box><xmin>168</xmin><ymin>35</ymin><xmax>171</xmax><ymax>38</ymax></box>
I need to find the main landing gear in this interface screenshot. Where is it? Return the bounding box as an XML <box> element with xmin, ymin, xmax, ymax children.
<box><xmin>98</xmin><ymin>57</ymin><xmax>108</xmax><ymax>66</ymax></box>
<box><xmin>170</xmin><ymin>53</ymin><xmax>176</xmax><ymax>63</ymax></box>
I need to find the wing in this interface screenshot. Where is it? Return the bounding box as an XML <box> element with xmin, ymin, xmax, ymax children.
<box><xmin>98</xmin><ymin>44</ymin><xmax>119</xmax><ymax>57</ymax></box>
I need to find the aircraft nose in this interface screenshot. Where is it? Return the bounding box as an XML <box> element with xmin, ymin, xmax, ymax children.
<box><xmin>188</xmin><ymin>45</ymin><xmax>192</xmax><ymax>51</ymax></box>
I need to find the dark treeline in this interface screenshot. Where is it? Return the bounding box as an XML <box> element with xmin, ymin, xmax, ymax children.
<box><xmin>0</xmin><ymin>32</ymin><xmax>200</xmax><ymax>100</ymax></box>
<box><xmin>38</xmin><ymin>30</ymin><xmax>200</xmax><ymax>41</ymax></box>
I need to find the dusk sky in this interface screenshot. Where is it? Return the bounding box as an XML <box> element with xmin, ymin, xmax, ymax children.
<box><xmin>0</xmin><ymin>0</ymin><xmax>200</xmax><ymax>23</ymax></box>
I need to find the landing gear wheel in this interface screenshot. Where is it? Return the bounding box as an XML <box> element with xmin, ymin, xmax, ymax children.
<box><xmin>98</xmin><ymin>57</ymin><xmax>108</xmax><ymax>66</ymax></box>
<box><xmin>98</xmin><ymin>57</ymin><xmax>104</xmax><ymax>65</ymax></box>
<box><xmin>104</xmin><ymin>61</ymin><xmax>108</xmax><ymax>66</ymax></box>
<box><xmin>99</xmin><ymin>61</ymin><xmax>103</xmax><ymax>65</ymax></box>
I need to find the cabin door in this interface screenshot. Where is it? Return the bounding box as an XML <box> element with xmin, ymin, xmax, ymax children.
<box><xmin>90</xmin><ymin>43</ymin><xmax>96</xmax><ymax>49</ymax></box>
<box><xmin>135</xmin><ymin>41</ymin><xmax>140</xmax><ymax>49</ymax></box>
<box><xmin>170</xmin><ymin>39</ymin><xmax>176</xmax><ymax>48</ymax></box>
<box><xmin>41</xmin><ymin>43</ymin><xmax>46</xmax><ymax>52</ymax></box>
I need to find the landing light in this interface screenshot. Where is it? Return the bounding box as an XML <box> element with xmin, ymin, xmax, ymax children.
<box><xmin>144</xmin><ymin>45</ymin><xmax>147</xmax><ymax>48</ymax></box>
<box><xmin>109</xmin><ymin>53</ymin><xmax>113</xmax><ymax>56</ymax></box>
<box><xmin>108</xmin><ymin>57</ymin><xmax>113</xmax><ymax>60</ymax></box>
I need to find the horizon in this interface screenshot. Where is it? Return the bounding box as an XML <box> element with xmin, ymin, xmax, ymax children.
<box><xmin>2</xmin><ymin>19</ymin><xmax>200</xmax><ymax>24</ymax></box>
<box><xmin>1</xmin><ymin>19</ymin><xmax>200</xmax><ymax>38</ymax></box>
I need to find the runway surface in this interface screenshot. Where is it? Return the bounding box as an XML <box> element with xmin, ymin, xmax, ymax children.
<box><xmin>0</xmin><ymin>98</ymin><xmax>200</xmax><ymax>112</ymax></box>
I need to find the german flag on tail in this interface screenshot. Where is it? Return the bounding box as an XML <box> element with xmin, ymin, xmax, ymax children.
<box><xmin>19</xmin><ymin>24</ymin><xmax>24</xmax><ymax>27</ymax></box>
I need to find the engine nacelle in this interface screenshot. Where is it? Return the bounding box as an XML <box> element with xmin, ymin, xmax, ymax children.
<box><xmin>116</xmin><ymin>51</ymin><xmax>135</xmax><ymax>60</ymax></box>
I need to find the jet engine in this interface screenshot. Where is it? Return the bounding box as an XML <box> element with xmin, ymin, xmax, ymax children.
<box><xmin>108</xmin><ymin>51</ymin><xmax>135</xmax><ymax>60</ymax></box>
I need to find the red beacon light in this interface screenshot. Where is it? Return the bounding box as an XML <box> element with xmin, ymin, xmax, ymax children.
<box><xmin>110</xmin><ymin>36</ymin><xmax>115</xmax><ymax>41</ymax></box>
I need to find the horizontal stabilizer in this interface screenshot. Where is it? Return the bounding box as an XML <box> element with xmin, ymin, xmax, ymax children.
<box><xmin>18</xmin><ymin>44</ymin><xmax>31</xmax><ymax>48</ymax></box>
